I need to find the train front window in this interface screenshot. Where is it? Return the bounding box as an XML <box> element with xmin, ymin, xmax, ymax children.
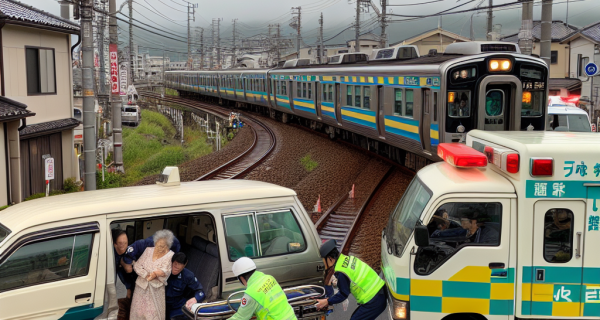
<box><xmin>522</xmin><ymin>90</ymin><xmax>544</xmax><ymax>117</ymax></box>
<box><xmin>448</xmin><ymin>90</ymin><xmax>471</xmax><ymax>118</ymax></box>
<box><xmin>485</xmin><ymin>90</ymin><xmax>504</xmax><ymax>116</ymax></box>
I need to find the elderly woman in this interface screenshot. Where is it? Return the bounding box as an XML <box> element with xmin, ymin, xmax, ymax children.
<box><xmin>130</xmin><ymin>230</ymin><xmax>175</xmax><ymax>320</ymax></box>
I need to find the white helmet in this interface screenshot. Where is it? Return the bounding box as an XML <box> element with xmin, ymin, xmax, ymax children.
<box><xmin>232</xmin><ymin>257</ymin><xmax>256</xmax><ymax>277</ymax></box>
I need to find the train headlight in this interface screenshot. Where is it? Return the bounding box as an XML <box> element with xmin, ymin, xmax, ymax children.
<box><xmin>489</xmin><ymin>59</ymin><xmax>512</xmax><ymax>72</ymax></box>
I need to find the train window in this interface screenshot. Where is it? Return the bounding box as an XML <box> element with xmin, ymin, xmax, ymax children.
<box><xmin>308</xmin><ymin>83</ymin><xmax>312</xmax><ymax>99</ymax></box>
<box><xmin>433</xmin><ymin>92</ymin><xmax>438</xmax><ymax>122</ymax></box>
<box><xmin>328</xmin><ymin>85</ymin><xmax>333</xmax><ymax>101</ymax></box>
<box><xmin>282</xmin><ymin>81</ymin><xmax>287</xmax><ymax>95</ymax></box>
<box><xmin>485</xmin><ymin>90</ymin><xmax>504</xmax><ymax>116</ymax></box>
<box><xmin>302</xmin><ymin>83</ymin><xmax>307</xmax><ymax>98</ymax></box>
<box><xmin>297</xmin><ymin>82</ymin><xmax>301</xmax><ymax>97</ymax></box>
<box><xmin>364</xmin><ymin>87</ymin><xmax>371</xmax><ymax>109</ymax></box>
<box><xmin>543</xmin><ymin>209</ymin><xmax>574</xmax><ymax>263</ymax></box>
<box><xmin>522</xmin><ymin>91</ymin><xmax>544</xmax><ymax>117</ymax></box>
<box><xmin>347</xmin><ymin>86</ymin><xmax>352</xmax><ymax>106</ymax></box>
<box><xmin>354</xmin><ymin>86</ymin><xmax>361</xmax><ymax>108</ymax></box>
<box><xmin>406</xmin><ymin>89</ymin><xmax>414</xmax><ymax>117</ymax></box>
<box><xmin>448</xmin><ymin>91</ymin><xmax>471</xmax><ymax>118</ymax></box>
<box><xmin>394</xmin><ymin>89</ymin><xmax>403</xmax><ymax>116</ymax></box>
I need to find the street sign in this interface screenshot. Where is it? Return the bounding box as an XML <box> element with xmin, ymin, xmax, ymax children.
<box><xmin>585</xmin><ymin>62</ymin><xmax>599</xmax><ymax>77</ymax></box>
<box><xmin>44</xmin><ymin>157</ymin><xmax>54</xmax><ymax>181</ymax></box>
<box><xmin>110</xmin><ymin>44</ymin><xmax>119</xmax><ymax>94</ymax></box>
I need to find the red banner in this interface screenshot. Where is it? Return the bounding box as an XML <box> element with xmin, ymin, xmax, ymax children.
<box><xmin>110</xmin><ymin>44</ymin><xmax>119</xmax><ymax>94</ymax></box>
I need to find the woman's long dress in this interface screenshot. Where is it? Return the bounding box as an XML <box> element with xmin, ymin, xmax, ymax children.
<box><xmin>130</xmin><ymin>247</ymin><xmax>174</xmax><ymax>320</ymax></box>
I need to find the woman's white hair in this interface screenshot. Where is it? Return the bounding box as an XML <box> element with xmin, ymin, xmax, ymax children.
<box><xmin>153</xmin><ymin>229</ymin><xmax>174</xmax><ymax>248</ymax></box>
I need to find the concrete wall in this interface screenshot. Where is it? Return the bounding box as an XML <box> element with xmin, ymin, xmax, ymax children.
<box><xmin>1</xmin><ymin>25</ymin><xmax>72</xmax><ymax>124</ymax></box>
<box><xmin>531</xmin><ymin>42</ymin><xmax>570</xmax><ymax>78</ymax></box>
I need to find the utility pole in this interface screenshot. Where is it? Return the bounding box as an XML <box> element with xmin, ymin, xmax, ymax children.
<box><xmin>276</xmin><ymin>23</ymin><xmax>281</xmax><ymax>63</ymax></box>
<box><xmin>98</xmin><ymin>0</ymin><xmax>109</xmax><ymax>119</ymax></box>
<box><xmin>319</xmin><ymin>13</ymin><xmax>324</xmax><ymax>64</ymax></box>
<box><xmin>291</xmin><ymin>7</ymin><xmax>301</xmax><ymax>55</ymax></box>
<box><xmin>109</xmin><ymin>0</ymin><xmax>124</xmax><ymax>173</ymax></box>
<box><xmin>128</xmin><ymin>0</ymin><xmax>134</xmax><ymax>83</ymax></box>
<box><xmin>540</xmin><ymin>0</ymin><xmax>553</xmax><ymax>67</ymax></box>
<box><xmin>518</xmin><ymin>0</ymin><xmax>534</xmax><ymax>55</ymax></box>
<box><xmin>199</xmin><ymin>27</ymin><xmax>204</xmax><ymax>70</ymax></box>
<box><xmin>81</xmin><ymin>0</ymin><xmax>96</xmax><ymax>190</ymax></box>
<box><xmin>355</xmin><ymin>0</ymin><xmax>361</xmax><ymax>53</ymax></box>
<box><xmin>486</xmin><ymin>0</ymin><xmax>493</xmax><ymax>40</ymax></box>
<box><xmin>380</xmin><ymin>0</ymin><xmax>388</xmax><ymax>48</ymax></box>
<box><xmin>187</xmin><ymin>3</ymin><xmax>197</xmax><ymax>70</ymax></box>
<box><xmin>232</xmin><ymin>19</ymin><xmax>237</xmax><ymax>68</ymax></box>
<box><xmin>211</xmin><ymin>18</ymin><xmax>222</xmax><ymax>69</ymax></box>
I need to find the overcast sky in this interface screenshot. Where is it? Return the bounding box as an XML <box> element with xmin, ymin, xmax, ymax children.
<box><xmin>19</xmin><ymin>0</ymin><xmax>600</xmax><ymax>58</ymax></box>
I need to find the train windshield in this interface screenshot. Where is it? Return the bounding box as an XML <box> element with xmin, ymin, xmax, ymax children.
<box><xmin>385</xmin><ymin>178</ymin><xmax>432</xmax><ymax>256</ymax></box>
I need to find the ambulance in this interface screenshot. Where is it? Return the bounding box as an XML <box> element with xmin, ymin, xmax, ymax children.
<box><xmin>381</xmin><ymin>130</ymin><xmax>600</xmax><ymax>320</ymax></box>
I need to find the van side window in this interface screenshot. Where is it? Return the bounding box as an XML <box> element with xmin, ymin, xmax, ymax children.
<box><xmin>224</xmin><ymin>210</ymin><xmax>306</xmax><ymax>261</ymax></box>
<box><xmin>0</xmin><ymin>234</ymin><xmax>94</xmax><ymax>291</ymax></box>
<box><xmin>543</xmin><ymin>209</ymin><xmax>574</xmax><ymax>263</ymax></box>
<box><xmin>416</xmin><ymin>202</ymin><xmax>501</xmax><ymax>275</ymax></box>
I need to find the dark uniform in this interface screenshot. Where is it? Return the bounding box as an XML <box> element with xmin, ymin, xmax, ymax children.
<box><xmin>166</xmin><ymin>268</ymin><xmax>205</xmax><ymax>318</ymax></box>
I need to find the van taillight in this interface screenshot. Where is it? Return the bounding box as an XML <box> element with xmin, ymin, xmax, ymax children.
<box><xmin>531</xmin><ymin>158</ymin><xmax>553</xmax><ymax>176</ymax></box>
<box><xmin>506</xmin><ymin>154</ymin><xmax>519</xmax><ymax>174</ymax></box>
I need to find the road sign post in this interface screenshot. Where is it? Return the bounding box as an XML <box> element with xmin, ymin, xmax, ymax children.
<box><xmin>43</xmin><ymin>154</ymin><xmax>54</xmax><ymax>197</ymax></box>
<box><xmin>585</xmin><ymin>62</ymin><xmax>599</xmax><ymax>77</ymax></box>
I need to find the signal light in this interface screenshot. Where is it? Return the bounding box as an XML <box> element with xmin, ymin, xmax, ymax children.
<box><xmin>531</xmin><ymin>158</ymin><xmax>553</xmax><ymax>177</ymax></box>
<box><xmin>448</xmin><ymin>92</ymin><xmax>455</xmax><ymax>103</ymax></box>
<box><xmin>506</xmin><ymin>153</ymin><xmax>519</xmax><ymax>174</ymax></box>
<box><xmin>523</xmin><ymin>91</ymin><xmax>532</xmax><ymax>104</ymax></box>
<box><xmin>437</xmin><ymin>143</ymin><xmax>488</xmax><ymax>168</ymax></box>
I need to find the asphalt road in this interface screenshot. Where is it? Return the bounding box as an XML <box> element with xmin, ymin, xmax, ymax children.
<box><xmin>325</xmin><ymin>295</ymin><xmax>392</xmax><ymax>320</ymax></box>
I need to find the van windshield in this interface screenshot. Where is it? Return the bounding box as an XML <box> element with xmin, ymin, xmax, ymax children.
<box><xmin>0</xmin><ymin>223</ymin><xmax>10</xmax><ymax>243</ymax></box>
<box><xmin>385</xmin><ymin>178</ymin><xmax>432</xmax><ymax>256</ymax></box>
<box><xmin>547</xmin><ymin>114</ymin><xmax>591</xmax><ymax>132</ymax></box>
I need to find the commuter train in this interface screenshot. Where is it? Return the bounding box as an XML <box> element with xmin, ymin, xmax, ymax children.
<box><xmin>164</xmin><ymin>42</ymin><xmax>549</xmax><ymax>170</ymax></box>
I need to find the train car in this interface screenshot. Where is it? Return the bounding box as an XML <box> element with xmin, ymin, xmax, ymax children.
<box><xmin>166</xmin><ymin>41</ymin><xmax>549</xmax><ymax>168</ymax></box>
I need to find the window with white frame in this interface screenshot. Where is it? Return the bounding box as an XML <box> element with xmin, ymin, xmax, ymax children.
<box><xmin>347</xmin><ymin>85</ymin><xmax>371</xmax><ymax>109</ymax></box>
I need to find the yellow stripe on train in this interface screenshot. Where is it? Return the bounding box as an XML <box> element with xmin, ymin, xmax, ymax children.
<box><xmin>384</xmin><ymin>119</ymin><xmax>419</xmax><ymax>134</ymax></box>
<box><xmin>341</xmin><ymin>109</ymin><xmax>376</xmax><ymax>123</ymax></box>
<box><xmin>294</xmin><ymin>100</ymin><xmax>315</xmax><ymax>109</ymax></box>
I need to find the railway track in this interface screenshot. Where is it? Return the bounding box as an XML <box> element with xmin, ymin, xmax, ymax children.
<box><xmin>315</xmin><ymin>166</ymin><xmax>394</xmax><ymax>254</ymax></box>
<box><xmin>139</xmin><ymin>92</ymin><xmax>276</xmax><ymax>180</ymax></box>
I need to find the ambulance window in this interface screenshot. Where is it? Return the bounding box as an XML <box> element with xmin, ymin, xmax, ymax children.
<box><xmin>256</xmin><ymin>210</ymin><xmax>306</xmax><ymax>256</ymax></box>
<box><xmin>416</xmin><ymin>202</ymin><xmax>502</xmax><ymax>275</ymax></box>
<box><xmin>0</xmin><ymin>234</ymin><xmax>94</xmax><ymax>292</ymax></box>
<box><xmin>224</xmin><ymin>214</ymin><xmax>259</xmax><ymax>261</ymax></box>
<box><xmin>543</xmin><ymin>209</ymin><xmax>574</xmax><ymax>263</ymax></box>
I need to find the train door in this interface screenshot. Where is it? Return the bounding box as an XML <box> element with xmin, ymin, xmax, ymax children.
<box><xmin>335</xmin><ymin>83</ymin><xmax>342</xmax><ymax>124</ymax></box>
<box><xmin>287</xmin><ymin>80</ymin><xmax>294</xmax><ymax>111</ymax></box>
<box><xmin>377</xmin><ymin>85</ymin><xmax>385</xmax><ymax>138</ymax></box>
<box><xmin>477</xmin><ymin>78</ymin><xmax>522</xmax><ymax>131</ymax></box>
<box><xmin>431</xmin><ymin>91</ymin><xmax>440</xmax><ymax>150</ymax></box>
<box><xmin>315</xmin><ymin>81</ymin><xmax>322</xmax><ymax>119</ymax></box>
<box><xmin>420</xmin><ymin>88</ymin><xmax>432</xmax><ymax>154</ymax></box>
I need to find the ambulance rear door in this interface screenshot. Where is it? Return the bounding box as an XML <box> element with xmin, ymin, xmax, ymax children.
<box><xmin>530</xmin><ymin>200</ymin><xmax>585</xmax><ymax>317</ymax></box>
<box><xmin>583</xmin><ymin>184</ymin><xmax>600</xmax><ymax>316</ymax></box>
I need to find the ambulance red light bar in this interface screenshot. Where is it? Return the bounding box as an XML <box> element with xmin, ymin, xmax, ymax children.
<box><xmin>530</xmin><ymin>158</ymin><xmax>553</xmax><ymax>177</ymax></box>
<box><xmin>437</xmin><ymin>143</ymin><xmax>487</xmax><ymax>168</ymax></box>
<box><xmin>476</xmin><ymin>143</ymin><xmax>519</xmax><ymax>174</ymax></box>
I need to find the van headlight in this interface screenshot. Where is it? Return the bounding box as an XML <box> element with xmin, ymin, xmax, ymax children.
<box><xmin>391</xmin><ymin>299</ymin><xmax>408</xmax><ymax>319</ymax></box>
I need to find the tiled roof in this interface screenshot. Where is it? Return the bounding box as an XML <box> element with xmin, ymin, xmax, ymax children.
<box><xmin>20</xmin><ymin>118</ymin><xmax>80</xmax><ymax>138</ymax></box>
<box><xmin>580</xmin><ymin>21</ymin><xmax>600</xmax><ymax>43</ymax></box>
<box><xmin>549</xmin><ymin>78</ymin><xmax>581</xmax><ymax>91</ymax></box>
<box><xmin>0</xmin><ymin>0</ymin><xmax>80</xmax><ymax>33</ymax></box>
<box><xmin>501</xmin><ymin>21</ymin><xmax>578</xmax><ymax>43</ymax></box>
<box><xmin>0</xmin><ymin>96</ymin><xmax>34</xmax><ymax>120</ymax></box>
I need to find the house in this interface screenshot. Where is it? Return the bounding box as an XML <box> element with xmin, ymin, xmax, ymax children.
<box><xmin>391</xmin><ymin>28</ymin><xmax>471</xmax><ymax>55</ymax></box>
<box><xmin>346</xmin><ymin>32</ymin><xmax>381</xmax><ymax>56</ymax></box>
<box><xmin>501</xmin><ymin>20</ymin><xmax>578</xmax><ymax>79</ymax></box>
<box><xmin>560</xmin><ymin>21</ymin><xmax>600</xmax><ymax>119</ymax></box>
<box><xmin>0</xmin><ymin>0</ymin><xmax>80</xmax><ymax>202</ymax></box>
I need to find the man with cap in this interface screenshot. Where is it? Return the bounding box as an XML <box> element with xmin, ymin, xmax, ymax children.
<box><xmin>315</xmin><ymin>239</ymin><xmax>386</xmax><ymax>320</ymax></box>
<box><xmin>165</xmin><ymin>252</ymin><xmax>205</xmax><ymax>319</ymax></box>
<box><xmin>229</xmin><ymin>257</ymin><xmax>297</xmax><ymax>320</ymax></box>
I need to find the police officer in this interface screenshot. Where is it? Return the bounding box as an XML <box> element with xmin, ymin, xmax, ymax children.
<box><xmin>166</xmin><ymin>253</ymin><xmax>205</xmax><ymax>319</ymax></box>
<box><xmin>315</xmin><ymin>239</ymin><xmax>386</xmax><ymax>320</ymax></box>
<box><xmin>229</xmin><ymin>257</ymin><xmax>297</xmax><ymax>320</ymax></box>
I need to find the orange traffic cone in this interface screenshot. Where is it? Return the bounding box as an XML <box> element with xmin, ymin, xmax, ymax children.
<box><xmin>314</xmin><ymin>195</ymin><xmax>322</xmax><ymax>213</ymax></box>
<box><xmin>349</xmin><ymin>184</ymin><xmax>355</xmax><ymax>199</ymax></box>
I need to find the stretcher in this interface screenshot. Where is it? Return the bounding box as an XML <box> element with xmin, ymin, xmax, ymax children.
<box><xmin>183</xmin><ymin>285</ymin><xmax>331</xmax><ymax>320</ymax></box>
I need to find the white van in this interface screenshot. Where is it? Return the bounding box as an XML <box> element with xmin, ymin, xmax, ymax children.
<box><xmin>547</xmin><ymin>96</ymin><xmax>591</xmax><ymax>132</ymax></box>
<box><xmin>0</xmin><ymin>169</ymin><xmax>326</xmax><ymax>319</ymax></box>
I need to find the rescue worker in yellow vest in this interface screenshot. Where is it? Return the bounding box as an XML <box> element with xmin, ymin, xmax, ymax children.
<box><xmin>229</xmin><ymin>257</ymin><xmax>297</xmax><ymax>320</ymax></box>
<box><xmin>315</xmin><ymin>239</ymin><xmax>386</xmax><ymax>320</ymax></box>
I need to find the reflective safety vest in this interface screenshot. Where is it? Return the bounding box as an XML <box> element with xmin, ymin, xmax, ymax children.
<box><xmin>334</xmin><ymin>254</ymin><xmax>385</xmax><ymax>305</ymax></box>
<box><xmin>245</xmin><ymin>271</ymin><xmax>297</xmax><ymax>320</ymax></box>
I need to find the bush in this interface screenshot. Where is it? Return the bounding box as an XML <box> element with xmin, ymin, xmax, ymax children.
<box><xmin>0</xmin><ymin>205</ymin><xmax>9</xmax><ymax>211</ymax></box>
<box><xmin>63</xmin><ymin>177</ymin><xmax>80</xmax><ymax>193</ymax></box>
<box><xmin>97</xmin><ymin>171</ymin><xmax>124</xmax><ymax>189</ymax></box>
<box><xmin>300</xmin><ymin>154</ymin><xmax>318</xmax><ymax>172</ymax></box>
<box><xmin>137</xmin><ymin>146</ymin><xmax>186</xmax><ymax>175</ymax></box>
